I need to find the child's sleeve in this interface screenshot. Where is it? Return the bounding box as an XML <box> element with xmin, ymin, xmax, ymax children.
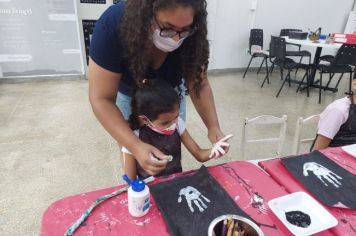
<box><xmin>177</xmin><ymin>117</ymin><xmax>186</xmax><ymax>136</ymax></box>
<box><xmin>317</xmin><ymin>108</ymin><xmax>348</xmax><ymax>139</ymax></box>
<box><xmin>121</xmin><ymin>130</ymin><xmax>140</xmax><ymax>155</ymax></box>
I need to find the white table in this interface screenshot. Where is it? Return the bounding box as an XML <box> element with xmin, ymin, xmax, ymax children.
<box><xmin>284</xmin><ymin>37</ymin><xmax>342</xmax><ymax>50</ymax></box>
<box><xmin>284</xmin><ymin>37</ymin><xmax>343</xmax><ymax>91</ymax></box>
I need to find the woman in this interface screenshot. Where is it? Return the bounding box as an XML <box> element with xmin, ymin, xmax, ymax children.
<box><xmin>88</xmin><ymin>0</ymin><xmax>228</xmax><ymax>176</ymax></box>
<box><xmin>313</xmin><ymin>77</ymin><xmax>356</xmax><ymax>150</ymax></box>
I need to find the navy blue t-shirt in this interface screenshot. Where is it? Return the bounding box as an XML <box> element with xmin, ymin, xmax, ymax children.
<box><xmin>89</xmin><ymin>2</ymin><xmax>183</xmax><ymax>96</ymax></box>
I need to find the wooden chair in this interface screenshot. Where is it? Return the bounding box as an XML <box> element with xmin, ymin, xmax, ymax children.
<box><xmin>292</xmin><ymin>114</ymin><xmax>320</xmax><ymax>155</ymax></box>
<box><xmin>241</xmin><ymin>115</ymin><xmax>287</xmax><ymax>160</ymax></box>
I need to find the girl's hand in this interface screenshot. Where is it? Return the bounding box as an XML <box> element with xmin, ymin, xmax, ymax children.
<box><xmin>132</xmin><ymin>142</ymin><xmax>168</xmax><ymax>176</ymax></box>
<box><xmin>208</xmin><ymin>128</ymin><xmax>231</xmax><ymax>156</ymax></box>
<box><xmin>209</xmin><ymin>134</ymin><xmax>234</xmax><ymax>159</ymax></box>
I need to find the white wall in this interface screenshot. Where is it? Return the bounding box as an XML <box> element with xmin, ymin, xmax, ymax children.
<box><xmin>208</xmin><ymin>0</ymin><xmax>355</xmax><ymax>70</ymax></box>
<box><xmin>75</xmin><ymin>1</ymin><xmax>355</xmax><ymax>71</ymax></box>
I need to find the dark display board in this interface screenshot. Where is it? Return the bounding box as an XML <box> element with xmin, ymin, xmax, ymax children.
<box><xmin>80</xmin><ymin>0</ymin><xmax>106</xmax><ymax>4</ymax></box>
<box><xmin>82</xmin><ymin>20</ymin><xmax>97</xmax><ymax>65</ymax></box>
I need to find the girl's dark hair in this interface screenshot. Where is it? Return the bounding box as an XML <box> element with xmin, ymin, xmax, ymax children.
<box><xmin>121</xmin><ymin>0</ymin><xmax>209</xmax><ymax>96</ymax></box>
<box><xmin>128</xmin><ymin>79</ymin><xmax>180</xmax><ymax>130</ymax></box>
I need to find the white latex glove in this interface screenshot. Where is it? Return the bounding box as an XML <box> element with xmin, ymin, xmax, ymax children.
<box><xmin>209</xmin><ymin>134</ymin><xmax>234</xmax><ymax>159</ymax></box>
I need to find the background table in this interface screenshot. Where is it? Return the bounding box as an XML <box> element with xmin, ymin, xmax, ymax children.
<box><xmin>41</xmin><ymin>147</ymin><xmax>355</xmax><ymax>236</ymax></box>
<box><xmin>284</xmin><ymin>37</ymin><xmax>342</xmax><ymax>91</ymax></box>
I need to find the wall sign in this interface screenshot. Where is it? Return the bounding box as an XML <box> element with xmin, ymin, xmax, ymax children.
<box><xmin>0</xmin><ymin>0</ymin><xmax>84</xmax><ymax>77</ymax></box>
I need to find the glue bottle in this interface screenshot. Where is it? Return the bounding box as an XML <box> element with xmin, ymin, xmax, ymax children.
<box><xmin>123</xmin><ymin>175</ymin><xmax>150</xmax><ymax>217</ymax></box>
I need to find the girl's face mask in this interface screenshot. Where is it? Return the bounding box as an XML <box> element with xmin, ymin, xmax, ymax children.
<box><xmin>148</xmin><ymin>121</ymin><xmax>177</xmax><ymax>135</ymax></box>
<box><xmin>143</xmin><ymin>116</ymin><xmax>178</xmax><ymax>135</ymax></box>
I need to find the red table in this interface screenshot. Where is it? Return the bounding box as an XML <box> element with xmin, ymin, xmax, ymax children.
<box><xmin>259</xmin><ymin>147</ymin><xmax>356</xmax><ymax>236</ymax></box>
<box><xmin>40</xmin><ymin>148</ymin><xmax>354</xmax><ymax>236</ymax></box>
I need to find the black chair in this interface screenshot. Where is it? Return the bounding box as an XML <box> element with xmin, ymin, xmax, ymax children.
<box><xmin>319</xmin><ymin>55</ymin><xmax>335</xmax><ymax>63</ymax></box>
<box><xmin>280</xmin><ymin>29</ymin><xmax>312</xmax><ymax>69</ymax></box>
<box><xmin>316</xmin><ymin>44</ymin><xmax>356</xmax><ymax>103</ymax></box>
<box><xmin>262</xmin><ymin>36</ymin><xmax>310</xmax><ymax>97</ymax></box>
<box><xmin>243</xmin><ymin>29</ymin><xmax>270</xmax><ymax>78</ymax></box>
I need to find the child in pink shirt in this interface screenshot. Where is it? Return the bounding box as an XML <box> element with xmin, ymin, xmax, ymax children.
<box><xmin>313</xmin><ymin>77</ymin><xmax>356</xmax><ymax>150</ymax></box>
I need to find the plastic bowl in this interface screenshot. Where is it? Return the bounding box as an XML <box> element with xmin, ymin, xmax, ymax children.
<box><xmin>208</xmin><ymin>214</ymin><xmax>264</xmax><ymax>236</ymax></box>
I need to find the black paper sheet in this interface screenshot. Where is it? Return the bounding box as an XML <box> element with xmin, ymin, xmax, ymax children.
<box><xmin>282</xmin><ymin>151</ymin><xmax>356</xmax><ymax>209</ymax></box>
<box><xmin>150</xmin><ymin>166</ymin><xmax>252</xmax><ymax>236</ymax></box>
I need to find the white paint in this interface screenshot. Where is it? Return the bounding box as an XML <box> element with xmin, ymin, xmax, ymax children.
<box><xmin>133</xmin><ymin>218</ymin><xmax>150</xmax><ymax>226</ymax></box>
<box><xmin>207</xmin><ymin>0</ymin><xmax>355</xmax><ymax>70</ymax></box>
<box><xmin>303</xmin><ymin>162</ymin><xmax>343</xmax><ymax>188</ymax></box>
<box><xmin>250</xmin><ymin>192</ymin><xmax>267</xmax><ymax>213</ymax></box>
<box><xmin>178</xmin><ymin>186</ymin><xmax>211</xmax><ymax>213</ymax></box>
<box><xmin>127</xmin><ymin>184</ymin><xmax>150</xmax><ymax>217</ymax></box>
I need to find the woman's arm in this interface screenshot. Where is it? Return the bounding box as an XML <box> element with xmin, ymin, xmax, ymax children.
<box><xmin>88</xmin><ymin>59</ymin><xmax>167</xmax><ymax>175</ymax></box>
<box><xmin>123</xmin><ymin>153</ymin><xmax>137</xmax><ymax>180</ymax></box>
<box><xmin>312</xmin><ymin>135</ymin><xmax>332</xmax><ymax>150</ymax></box>
<box><xmin>187</xmin><ymin>72</ymin><xmax>225</xmax><ymax>143</ymax></box>
<box><xmin>180</xmin><ymin>130</ymin><xmax>211</xmax><ymax>162</ymax></box>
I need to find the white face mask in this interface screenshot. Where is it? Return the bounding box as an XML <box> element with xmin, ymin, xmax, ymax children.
<box><xmin>152</xmin><ymin>29</ymin><xmax>185</xmax><ymax>52</ymax></box>
<box><xmin>147</xmin><ymin>118</ymin><xmax>177</xmax><ymax>135</ymax></box>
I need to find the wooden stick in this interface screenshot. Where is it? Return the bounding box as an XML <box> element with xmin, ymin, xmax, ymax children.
<box><xmin>226</xmin><ymin>219</ymin><xmax>235</xmax><ymax>236</ymax></box>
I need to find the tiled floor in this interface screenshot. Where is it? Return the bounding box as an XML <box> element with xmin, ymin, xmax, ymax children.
<box><xmin>0</xmin><ymin>70</ymin><xmax>348</xmax><ymax>235</ymax></box>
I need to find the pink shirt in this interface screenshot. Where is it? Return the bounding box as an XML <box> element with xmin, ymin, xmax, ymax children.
<box><xmin>317</xmin><ymin>97</ymin><xmax>351</xmax><ymax>139</ymax></box>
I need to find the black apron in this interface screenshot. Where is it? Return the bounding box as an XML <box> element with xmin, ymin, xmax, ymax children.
<box><xmin>137</xmin><ymin>126</ymin><xmax>182</xmax><ymax>179</ymax></box>
<box><xmin>329</xmin><ymin>96</ymin><xmax>356</xmax><ymax>147</ymax></box>
<box><xmin>311</xmin><ymin>96</ymin><xmax>356</xmax><ymax>150</ymax></box>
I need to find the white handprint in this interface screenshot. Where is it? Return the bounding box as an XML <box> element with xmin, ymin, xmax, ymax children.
<box><xmin>178</xmin><ymin>186</ymin><xmax>211</xmax><ymax>213</ymax></box>
<box><xmin>303</xmin><ymin>162</ymin><xmax>343</xmax><ymax>188</ymax></box>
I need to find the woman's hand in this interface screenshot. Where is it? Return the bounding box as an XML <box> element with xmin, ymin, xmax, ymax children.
<box><xmin>132</xmin><ymin>142</ymin><xmax>168</xmax><ymax>176</ymax></box>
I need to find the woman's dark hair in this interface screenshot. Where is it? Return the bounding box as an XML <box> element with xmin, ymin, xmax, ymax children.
<box><xmin>121</xmin><ymin>0</ymin><xmax>209</xmax><ymax>96</ymax></box>
<box><xmin>128</xmin><ymin>79</ymin><xmax>180</xmax><ymax>130</ymax></box>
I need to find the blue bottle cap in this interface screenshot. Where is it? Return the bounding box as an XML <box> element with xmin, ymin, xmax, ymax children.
<box><xmin>131</xmin><ymin>179</ymin><xmax>145</xmax><ymax>192</ymax></box>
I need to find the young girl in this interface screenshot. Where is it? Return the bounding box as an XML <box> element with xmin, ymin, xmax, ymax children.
<box><xmin>122</xmin><ymin>79</ymin><xmax>232</xmax><ymax>180</ymax></box>
<box><xmin>313</xmin><ymin>77</ymin><xmax>356</xmax><ymax>150</ymax></box>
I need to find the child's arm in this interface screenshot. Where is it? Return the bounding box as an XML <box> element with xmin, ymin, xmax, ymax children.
<box><xmin>123</xmin><ymin>152</ymin><xmax>137</xmax><ymax>180</ymax></box>
<box><xmin>312</xmin><ymin>134</ymin><xmax>331</xmax><ymax>150</ymax></box>
<box><xmin>180</xmin><ymin>129</ymin><xmax>212</xmax><ymax>162</ymax></box>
